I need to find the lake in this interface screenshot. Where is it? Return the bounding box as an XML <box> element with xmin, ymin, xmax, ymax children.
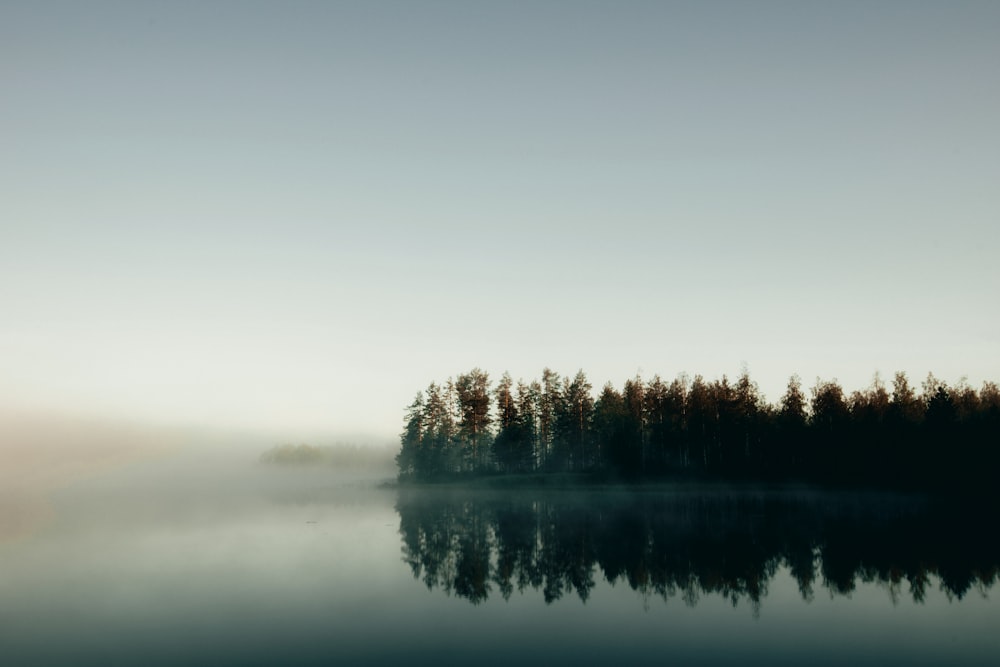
<box><xmin>2</xmin><ymin>447</ymin><xmax>998</xmax><ymax>666</ymax></box>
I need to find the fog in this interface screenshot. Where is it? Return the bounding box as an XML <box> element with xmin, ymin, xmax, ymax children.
<box><xmin>0</xmin><ymin>411</ymin><xmax>405</xmax><ymax>666</ymax></box>
<box><xmin>0</xmin><ymin>410</ymin><xmax>394</xmax><ymax>544</ymax></box>
<box><xmin>3</xmin><ymin>412</ymin><xmax>999</xmax><ymax>667</ymax></box>
<box><xmin>1</xmin><ymin>435</ymin><xmax>366</xmax><ymax>665</ymax></box>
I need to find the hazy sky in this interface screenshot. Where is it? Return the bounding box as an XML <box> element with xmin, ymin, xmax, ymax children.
<box><xmin>3</xmin><ymin>1</ymin><xmax>998</xmax><ymax>440</ymax></box>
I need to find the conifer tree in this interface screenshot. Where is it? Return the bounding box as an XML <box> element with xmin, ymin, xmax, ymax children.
<box><xmin>593</xmin><ymin>382</ymin><xmax>626</xmax><ymax>471</ymax></box>
<box><xmin>623</xmin><ymin>375</ymin><xmax>645</xmax><ymax>473</ymax></box>
<box><xmin>643</xmin><ymin>375</ymin><xmax>669</xmax><ymax>471</ymax></box>
<box><xmin>561</xmin><ymin>370</ymin><xmax>594</xmax><ymax>471</ymax></box>
<box><xmin>493</xmin><ymin>372</ymin><xmax>523</xmax><ymax>472</ymax></box>
<box><xmin>455</xmin><ymin>369</ymin><xmax>493</xmax><ymax>472</ymax></box>
<box><xmin>396</xmin><ymin>392</ymin><xmax>425</xmax><ymax>479</ymax></box>
<box><xmin>538</xmin><ymin>369</ymin><xmax>562</xmax><ymax>470</ymax></box>
<box><xmin>777</xmin><ymin>375</ymin><xmax>807</xmax><ymax>472</ymax></box>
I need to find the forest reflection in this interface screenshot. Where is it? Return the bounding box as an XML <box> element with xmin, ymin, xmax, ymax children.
<box><xmin>397</xmin><ymin>489</ymin><xmax>1000</xmax><ymax>610</ymax></box>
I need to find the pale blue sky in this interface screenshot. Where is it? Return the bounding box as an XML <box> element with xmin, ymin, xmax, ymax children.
<box><xmin>2</xmin><ymin>1</ymin><xmax>998</xmax><ymax>439</ymax></box>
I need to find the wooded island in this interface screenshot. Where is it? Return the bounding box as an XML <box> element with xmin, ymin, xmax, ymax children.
<box><xmin>396</xmin><ymin>368</ymin><xmax>1000</xmax><ymax>490</ymax></box>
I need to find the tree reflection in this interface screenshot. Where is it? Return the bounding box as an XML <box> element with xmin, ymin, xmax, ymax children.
<box><xmin>397</xmin><ymin>490</ymin><xmax>1000</xmax><ymax>609</ymax></box>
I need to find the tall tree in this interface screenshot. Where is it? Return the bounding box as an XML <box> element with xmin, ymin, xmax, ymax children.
<box><xmin>593</xmin><ymin>382</ymin><xmax>626</xmax><ymax>471</ymax></box>
<box><xmin>496</xmin><ymin>372</ymin><xmax>516</xmax><ymax>431</ymax></box>
<box><xmin>810</xmin><ymin>378</ymin><xmax>849</xmax><ymax>480</ymax></box>
<box><xmin>455</xmin><ymin>368</ymin><xmax>493</xmax><ymax>472</ymax></box>
<box><xmin>733</xmin><ymin>370</ymin><xmax>764</xmax><ymax>470</ymax></box>
<box><xmin>559</xmin><ymin>370</ymin><xmax>595</xmax><ymax>471</ymax></box>
<box><xmin>538</xmin><ymin>368</ymin><xmax>562</xmax><ymax>470</ymax></box>
<box><xmin>887</xmin><ymin>371</ymin><xmax>923</xmax><ymax>478</ymax></box>
<box><xmin>519</xmin><ymin>380</ymin><xmax>542</xmax><ymax>471</ymax></box>
<box><xmin>778</xmin><ymin>375</ymin><xmax>808</xmax><ymax>472</ymax></box>
<box><xmin>493</xmin><ymin>372</ymin><xmax>538</xmax><ymax>473</ymax></box>
<box><xmin>925</xmin><ymin>381</ymin><xmax>956</xmax><ymax>429</ymax></box>
<box><xmin>867</xmin><ymin>372</ymin><xmax>891</xmax><ymax>424</ymax></box>
<box><xmin>712</xmin><ymin>375</ymin><xmax>738</xmax><ymax>469</ymax></box>
<box><xmin>665</xmin><ymin>375</ymin><xmax>689</xmax><ymax>468</ymax></box>
<box><xmin>890</xmin><ymin>372</ymin><xmax>923</xmax><ymax>426</ymax></box>
<box><xmin>516</xmin><ymin>380</ymin><xmax>542</xmax><ymax>470</ymax></box>
<box><xmin>810</xmin><ymin>378</ymin><xmax>849</xmax><ymax>432</ymax></box>
<box><xmin>423</xmin><ymin>381</ymin><xmax>459</xmax><ymax>477</ymax></box>
<box><xmin>396</xmin><ymin>391</ymin><xmax>425</xmax><ymax>479</ymax></box>
<box><xmin>846</xmin><ymin>373</ymin><xmax>892</xmax><ymax>481</ymax></box>
<box><xmin>623</xmin><ymin>375</ymin><xmax>645</xmax><ymax>473</ymax></box>
<box><xmin>644</xmin><ymin>375</ymin><xmax>669</xmax><ymax>471</ymax></box>
<box><xmin>492</xmin><ymin>372</ymin><xmax>518</xmax><ymax>472</ymax></box>
<box><xmin>950</xmin><ymin>377</ymin><xmax>980</xmax><ymax>424</ymax></box>
<box><xmin>687</xmin><ymin>375</ymin><xmax>713</xmax><ymax>469</ymax></box>
<box><xmin>779</xmin><ymin>375</ymin><xmax>807</xmax><ymax>426</ymax></box>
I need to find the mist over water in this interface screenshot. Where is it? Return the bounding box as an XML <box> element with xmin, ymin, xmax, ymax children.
<box><xmin>1</xmin><ymin>423</ymin><xmax>398</xmax><ymax>666</ymax></box>
<box><xmin>2</xmin><ymin>420</ymin><xmax>998</xmax><ymax>666</ymax></box>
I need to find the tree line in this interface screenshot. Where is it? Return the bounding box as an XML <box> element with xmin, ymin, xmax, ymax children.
<box><xmin>396</xmin><ymin>368</ymin><xmax>1000</xmax><ymax>489</ymax></box>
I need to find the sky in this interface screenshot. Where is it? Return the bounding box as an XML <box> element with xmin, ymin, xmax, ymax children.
<box><xmin>2</xmin><ymin>0</ymin><xmax>999</xmax><ymax>441</ymax></box>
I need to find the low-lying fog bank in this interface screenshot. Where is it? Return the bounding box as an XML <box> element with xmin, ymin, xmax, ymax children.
<box><xmin>0</xmin><ymin>410</ymin><xmax>396</xmax><ymax>544</ymax></box>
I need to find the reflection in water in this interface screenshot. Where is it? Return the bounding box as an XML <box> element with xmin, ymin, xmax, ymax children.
<box><xmin>397</xmin><ymin>489</ymin><xmax>1000</xmax><ymax>610</ymax></box>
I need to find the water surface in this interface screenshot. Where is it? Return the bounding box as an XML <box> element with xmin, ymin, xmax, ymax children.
<box><xmin>2</xmin><ymin>450</ymin><xmax>997</xmax><ymax>666</ymax></box>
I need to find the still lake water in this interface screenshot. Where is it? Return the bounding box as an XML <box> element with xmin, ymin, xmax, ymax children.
<box><xmin>2</xmin><ymin>449</ymin><xmax>998</xmax><ymax>667</ymax></box>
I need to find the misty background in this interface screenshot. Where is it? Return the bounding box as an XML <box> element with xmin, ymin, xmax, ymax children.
<box><xmin>3</xmin><ymin>1</ymin><xmax>999</xmax><ymax>443</ymax></box>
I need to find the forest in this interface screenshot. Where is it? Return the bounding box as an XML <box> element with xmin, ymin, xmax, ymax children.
<box><xmin>395</xmin><ymin>368</ymin><xmax>1000</xmax><ymax>491</ymax></box>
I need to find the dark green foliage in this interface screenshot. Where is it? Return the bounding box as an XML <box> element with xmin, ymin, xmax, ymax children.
<box><xmin>556</xmin><ymin>370</ymin><xmax>595</xmax><ymax>472</ymax></box>
<box><xmin>621</xmin><ymin>376</ymin><xmax>645</xmax><ymax>473</ymax></box>
<box><xmin>396</xmin><ymin>393</ymin><xmax>425</xmax><ymax>479</ymax></box>
<box><xmin>810</xmin><ymin>378</ymin><xmax>850</xmax><ymax>480</ymax></box>
<box><xmin>493</xmin><ymin>374</ymin><xmax>536</xmax><ymax>473</ymax></box>
<box><xmin>538</xmin><ymin>368</ymin><xmax>561</xmax><ymax>470</ymax></box>
<box><xmin>398</xmin><ymin>368</ymin><xmax>1000</xmax><ymax>492</ymax></box>
<box><xmin>593</xmin><ymin>383</ymin><xmax>628</xmax><ymax>472</ymax></box>
<box><xmin>455</xmin><ymin>368</ymin><xmax>492</xmax><ymax>472</ymax></box>
<box><xmin>642</xmin><ymin>375</ymin><xmax>670</xmax><ymax>471</ymax></box>
<box><xmin>495</xmin><ymin>372</ymin><xmax>516</xmax><ymax>431</ymax></box>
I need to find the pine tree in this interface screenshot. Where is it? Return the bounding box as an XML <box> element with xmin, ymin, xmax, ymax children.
<box><xmin>538</xmin><ymin>369</ymin><xmax>562</xmax><ymax>470</ymax></box>
<box><xmin>396</xmin><ymin>392</ymin><xmax>425</xmax><ymax>479</ymax></box>
<box><xmin>623</xmin><ymin>375</ymin><xmax>645</xmax><ymax>473</ymax></box>
<box><xmin>455</xmin><ymin>368</ymin><xmax>493</xmax><ymax>472</ymax></box>
<box><xmin>593</xmin><ymin>382</ymin><xmax>626</xmax><ymax>471</ymax></box>
<box><xmin>776</xmin><ymin>375</ymin><xmax>807</xmax><ymax>473</ymax></box>
<box><xmin>561</xmin><ymin>370</ymin><xmax>594</xmax><ymax>471</ymax></box>
<box><xmin>493</xmin><ymin>372</ymin><xmax>522</xmax><ymax>472</ymax></box>
<box><xmin>733</xmin><ymin>370</ymin><xmax>763</xmax><ymax>469</ymax></box>
<box><xmin>644</xmin><ymin>375</ymin><xmax>669</xmax><ymax>471</ymax></box>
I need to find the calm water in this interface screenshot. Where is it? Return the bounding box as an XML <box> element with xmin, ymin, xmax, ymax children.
<box><xmin>2</xmin><ymin>450</ymin><xmax>998</xmax><ymax>667</ymax></box>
